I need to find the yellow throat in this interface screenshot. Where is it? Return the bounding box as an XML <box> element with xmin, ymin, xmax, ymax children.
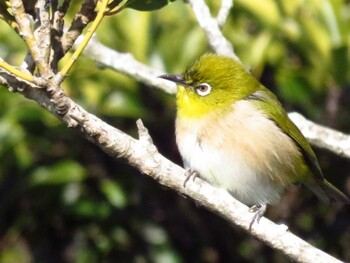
<box><xmin>176</xmin><ymin>85</ymin><xmax>230</xmax><ymax>119</ymax></box>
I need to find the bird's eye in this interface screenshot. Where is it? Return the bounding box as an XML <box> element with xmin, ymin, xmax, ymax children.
<box><xmin>194</xmin><ymin>83</ymin><xmax>211</xmax><ymax>96</ymax></box>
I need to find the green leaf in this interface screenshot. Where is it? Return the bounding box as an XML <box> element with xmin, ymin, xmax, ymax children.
<box><xmin>126</xmin><ymin>0</ymin><xmax>177</xmax><ymax>11</ymax></box>
<box><xmin>29</xmin><ymin>160</ymin><xmax>86</xmax><ymax>185</ymax></box>
<box><xmin>100</xmin><ymin>179</ymin><xmax>127</xmax><ymax>208</ymax></box>
<box><xmin>71</xmin><ymin>199</ymin><xmax>111</xmax><ymax>219</ymax></box>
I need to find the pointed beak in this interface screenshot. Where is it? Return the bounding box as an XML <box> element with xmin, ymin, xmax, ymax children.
<box><xmin>159</xmin><ymin>73</ymin><xmax>187</xmax><ymax>86</ymax></box>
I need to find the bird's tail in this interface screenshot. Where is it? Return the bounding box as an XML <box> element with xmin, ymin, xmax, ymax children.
<box><xmin>306</xmin><ymin>179</ymin><xmax>350</xmax><ymax>204</ymax></box>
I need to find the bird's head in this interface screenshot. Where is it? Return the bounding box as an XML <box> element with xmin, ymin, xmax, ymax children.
<box><xmin>160</xmin><ymin>53</ymin><xmax>259</xmax><ymax>118</ymax></box>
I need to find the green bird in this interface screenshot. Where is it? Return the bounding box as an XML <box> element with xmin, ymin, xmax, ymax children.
<box><xmin>160</xmin><ymin>53</ymin><xmax>350</xmax><ymax>222</ymax></box>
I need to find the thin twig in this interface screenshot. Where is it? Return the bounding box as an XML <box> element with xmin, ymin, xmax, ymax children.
<box><xmin>10</xmin><ymin>0</ymin><xmax>45</xmax><ymax>73</ymax></box>
<box><xmin>76</xmin><ymin>36</ymin><xmax>177</xmax><ymax>94</ymax></box>
<box><xmin>34</xmin><ymin>0</ymin><xmax>52</xmax><ymax>75</ymax></box>
<box><xmin>60</xmin><ymin>0</ymin><xmax>97</xmax><ymax>55</ymax></box>
<box><xmin>51</xmin><ymin>0</ymin><xmax>70</xmax><ymax>71</ymax></box>
<box><xmin>52</xmin><ymin>0</ymin><xmax>70</xmax><ymax>33</ymax></box>
<box><xmin>216</xmin><ymin>0</ymin><xmax>234</xmax><ymax>27</ymax></box>
<box><xmin>59</xmin><ymin>0</ymin><xmax>110</xmax><ymax>78</ymax></box>
<box><xmin>187</xmin><ymin>0</ymin><xmax>238</xmax><ymax>61</ymax></box>
<box><xmin>0</xmin><ymin>58</ymin><xmax>34</xmax><ymax>82</ymax></box>
<box><xmin>289</xmin><ymin>112</ymin><xmax>350</xmax><ymax>159</ymax></box>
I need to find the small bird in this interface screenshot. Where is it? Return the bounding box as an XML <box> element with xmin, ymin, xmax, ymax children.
<box><xmin>160</xmin><ymin>53</ymin><xmax>350</xmax><ymax>223</ymax></box>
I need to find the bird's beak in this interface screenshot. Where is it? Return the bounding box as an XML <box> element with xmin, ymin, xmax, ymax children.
<box><xmin>159</xmin><ymin>74</ymin><xmax>188</xmax><ymax>87</ymax></box>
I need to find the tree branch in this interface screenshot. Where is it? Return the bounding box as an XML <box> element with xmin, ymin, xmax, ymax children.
<box><xmin>61</xmin><ymin>0</ymin><xmax>97</xmax><ymax>55</ymax></box>
<box><xmin>0</xmin><ymin>57</ymin><xmax>34</xmax><ymax>82</ymax></box>
<box><xmin>33</xmin><ymin>0</ymin><xmax>51</xmax><ymax>76</ymax></box>
<box><xmin>289</xmin><ymin>112</ymin><xmax>350</xmax><ymax>159</ymax></box>
<box><xmin>10</xmin><ymin>0</ymin><xmax>46</xmax><ymax>74</ymax></box>
<box><xmin>216</xmin><ymin>0</ymin><xmax>234</xmax><ymax>27</ymax></box>
<box><xmin>76</xmin><ymin>36</ymin><xmax>177</xmax><ymax>94</ymax></box>
<box><xmin>187</xmin><ymin>0</ymin><xmax>238</xmax><ymax>61</ymax></box>
<box><xmin>59</xmin><ymin>0</ymin><xmax>110</xmax><ymax>78</ymax></box>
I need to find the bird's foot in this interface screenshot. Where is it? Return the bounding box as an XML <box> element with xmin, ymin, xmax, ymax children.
<box><xmin>183</xmin><ymin>168</ymin><xmax>198</xmax><ymax>188</ymax></box>
<box><xmin>249</xmin><ymin>204</ymin><xmax>267</xmax><ymax>230</ymax></box>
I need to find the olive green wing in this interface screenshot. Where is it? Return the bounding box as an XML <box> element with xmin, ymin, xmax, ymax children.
<box><xmin>245</xmin><ymin>88</ymin><xmax>350</xmax><ymax>204</ymax></box>
<box><xmin>245</xmin><ymin>88</ymin><xmax>323</xmax><ymax>180</ymax></box>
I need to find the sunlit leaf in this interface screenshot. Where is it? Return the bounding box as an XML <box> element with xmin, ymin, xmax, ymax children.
<box><xmin>71</xmin><ymin>199</ymin><xmax>111</xmax><ymax>219</ymax></box>
<box><xmin>29</xmin><ymin>160</ymin><xmax>86</xmax><ymax>185</ymax></box>
<box><xmin>100</xmin><ymin>179</ymin><xmax>127</xmax><ymax>208</ymax></box>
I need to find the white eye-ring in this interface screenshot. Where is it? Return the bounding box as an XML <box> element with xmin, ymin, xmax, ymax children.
<box><xmin>194</xmin><ymin>83</ymin><xmax>211</xmax><ymax>96</ymax></box>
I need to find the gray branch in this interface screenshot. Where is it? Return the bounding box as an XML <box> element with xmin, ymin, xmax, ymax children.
<box><xmin>216</xmin><ymin>0</ymin><xmax>234</xmax><ymax>27</ymax></box>
<box><xmin>289</xmin><ymin>112</ymin><xmax>350</xmax><ymax>159</ymax></box>
<box><xmin>76</xmin><ymin>36</ymin><xmax>177</xmax><ymax>94</ymax></box>
<box><xmin>187</xmin><ymin>0</ymin><xmax>239</xmax><ymax>61</ymax></box>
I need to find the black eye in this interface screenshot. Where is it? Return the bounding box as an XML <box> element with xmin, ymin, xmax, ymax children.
<box><xmin>195</xmin><ymin>83</ymin><xmax>211</xmax><ymax>96</ymax></box>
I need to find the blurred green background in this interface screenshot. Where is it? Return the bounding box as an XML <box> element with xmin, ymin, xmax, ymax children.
<box><xmin>1</xmin><ymin>0</ymin><xmax>350</xmax><ymax>262</ymax></box>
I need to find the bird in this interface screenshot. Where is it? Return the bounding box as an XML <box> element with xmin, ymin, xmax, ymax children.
<box><xmin>159</xmin><ymin>53</ymin><xmax>350</xmax><ymax>224</ymax></box>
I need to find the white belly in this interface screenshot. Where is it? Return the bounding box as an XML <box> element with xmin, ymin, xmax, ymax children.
<box><xmin>178</xmin><ymin>131</ymin><xmax>284</xmax><ymax>205</ymax></box>
<box><xmin>176</xmin><ymin>100</ymin><xmax>301</xmax><ymax>206</ymax></box>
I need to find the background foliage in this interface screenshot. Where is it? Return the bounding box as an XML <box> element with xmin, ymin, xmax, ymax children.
<box><xmin>0</xmin><ymin>0</ymin><xmax>350</xmax><ymax>262</ymax></box>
